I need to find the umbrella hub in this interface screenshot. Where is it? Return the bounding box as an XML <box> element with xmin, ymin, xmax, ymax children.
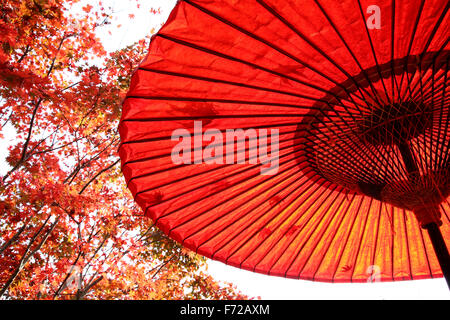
<box><xmin>380</xmin><ymin>170</ymin><xmax>449</xmax><ymax>225</ymax></box>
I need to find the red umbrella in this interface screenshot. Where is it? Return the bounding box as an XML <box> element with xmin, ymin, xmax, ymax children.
<box><xmin>119</xmin><ymin>0</ymin><xmax>449</xmax><ymax>287</ymax></box>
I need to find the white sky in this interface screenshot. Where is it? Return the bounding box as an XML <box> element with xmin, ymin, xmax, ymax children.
<box><xmin>1</xmin><ymin>0</ymin><xmax>448</xmax><ymax>299</ymax></box>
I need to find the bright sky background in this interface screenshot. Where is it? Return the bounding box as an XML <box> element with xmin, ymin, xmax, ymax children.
<box><xmin>1</xmin><ymin>0</ymin><xmax>448</xmax><ymax>300</ymax></box>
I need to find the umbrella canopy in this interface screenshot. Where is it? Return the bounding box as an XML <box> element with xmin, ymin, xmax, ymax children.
<box><xmin>119</xmin><ymin>0</ymin><xmax>449</xmax><ymax>283</ymax></box>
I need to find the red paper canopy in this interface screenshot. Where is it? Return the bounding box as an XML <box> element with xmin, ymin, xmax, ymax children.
<box><xmin>119</xmin><ymin>0</ymin><xmax>449</xmax><ymax>282</ymax></box>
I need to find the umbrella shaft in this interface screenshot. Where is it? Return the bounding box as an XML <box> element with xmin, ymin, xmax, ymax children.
<box><xmin>424</xmin><ymin>222</ymin><xmax>450</xmax><ymax>290</ymax></box>
<box><xmin>396</xmin><ymin>140</ymin><xmax>419</xmax><ymax>175</ymax></box>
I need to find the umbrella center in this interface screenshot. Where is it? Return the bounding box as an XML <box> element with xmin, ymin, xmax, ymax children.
<box><xmin>295</xmin><ymin>52</ymin><xmax>449</xmax><ymax>226</ymax></box>
<box><xmin>357</xmin><ymin>100</ymin><xmax>433</xmax><ymax>146</ymax></box>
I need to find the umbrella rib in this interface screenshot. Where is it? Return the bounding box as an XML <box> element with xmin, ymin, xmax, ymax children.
<box><xmin>174</xmin><ymin>165</ymin><xmax>304</xmax><ymax>245</ymax></box>
<box><xmin>314</xmin><ymin>109</ymin><xmax>404</xmax><ymax>183</ymax></box>
<box><xmin>167</xmin><ymin>164</ymin><xmax>322</xmax><ymax>252</ymax></box>
<box><xmin>410</xmin><ymin>69</ymin><xmax>449</xmax><ymax>106</ymax></box>
<box><xmin>419</xmin><ymin>2</ymin><xmax>450</xmax><ymax>55</ymax></box>
<box><xmin>407</xmin><ymin>125</ymin><xmax>427</xmax><ymax>176</ymax></box>
<box><xmin>182</xmin><ymin>0</ymin><xmax>371</xmax><ymax>105</ymax></box>
<box><xmin>217</xmin><ymin>180</ymin><xmax>330</xmax><ymax>265</ymax></box>
<box><xmin>311</xmin><ymin>110</ymin><xmax>381</xmax><ymax>178</ymax></box>
<box><xmin>330</xmin><ymin>196</ymin><xmax>365</xmax><ymax>282</ymax></box>
<box><xmin>390</xmin><ymin>0</ymin><xmax>398</xmax><ymax>101</ymax></box>
<box><xmin>124</xmin><ymin>94</ymin><xmax>324</xmax><ymax>110</ymax></box>
<box><xmin>416</xmin><ymin>5</ymin><xmax>450</xmax><ymax>77</ymax></box>
<box><xmin>185</xmin><ymin>168</ymin><xmax>317</xmax><ymax>252</ymax></box>
<box><xmin>430</xmin><ymin>55</ymin><xmax>437</xmax><ymax>165</ymax></box>
<box><xmin>151</xmin><ymin>162</ymin><xmax>306</xmax><ymax>229</ymax></box>
<box><xmin>250</xmin><ymin>189</ymin><xmax>350</xmax><ymax>276</ymax></box>
<box><xmin>296</xmin><ymin>193</ymin><xmax>349</xmax><ymax>279</ymax></box>
<box><xmin>419</xmin><ymin>224</ymin><xmax>434</xmax><ymax>278</ymax></box>
<box><xmin>146</xmin><ymin>139</ymin><xmax>318</xmax><ymax>224</ymax></box>
<box><xmin>255</xmin><ymin>0</ymin><xmax>380</xmax><ymax>107</ymax></box>
<box><xmin>183</xmin><ymin>168</ymin><xmax>308</xmax><ymax>257</ymax></box>
<box><xmin>401</xmin><ymin>64</ymin><xmax>418</xmax><ymax>107</ymax></box>
<box><xmin>404</xmin><ymin>0</ymin><xmax>450</xmax><ymax>105</ymax></box>
<box><xmin>221</xmin><ymin>181</ymin><xmax>335</xmax><ymax>271</ymax></box>
<box><xmin>154</xmin><ymin>33</ymin><xmax>365</xmax><ymax>107</ymax></box>
<box><xmin>194</xmin><ymin>172</ymin><xmax>323</xmax><ymax>259</ymax></box>
<box><xmin>240</xmin><ymin>186</ymin><xmax>344</xmax><ymax>274</ymax></box>
<box><xmin>396</xmin><ymin>0</ymin><xmax>426</xmax><ymax>99</ymax></box>
<box><xmin>390</xmin><ymin>206</ymin><xmax>395</xmax><ymax>281</ymax></box>
<box><xmin>410</xmin><ymin>85</ymin><xmax>448</xmax><ymax>176</ymax></box>
<box><xmin>119</xmin><ymin>119</ymin><xmax>355</xmax><ymax>185</ymax></box>
<box><xmin>402</xmin><ymin>208</ymin><xmax>414</xmax><ymax>280</ymax></box>
<box><xmin>120</xmin><ymin>0</ymin><xmax>450</xmax><ymax>283</ymax></box>
<box><xmin>429</xmin><ymin>98</ymin><xmax>448</xmax><ymax>171</ymax></box>
<box><xmin>302</xmin><ymin>130</ymin><xmax>388</xmax><ymax>186</ymax></box>
<box><xmin>121</xmin><ymin>114</ymin><xmax>359</xmax><ymax>123</ymax></box>
<box><xmin>408</xmin><ymin>64</ymin><xmax>449</xmax><ymax>119</ymax></box>
<box><xmin>256</xmin><ymin>186</ymin><xmax>343</xmax><ymax>278</ymax></box>
<box><xmin>119</xmin><ymin>118</ymin><xmax>311</xmax><ymax>150</ymax></box>
<box><xmin>440</xmin><ymin>119</ymin><xmax>450</xmax><ymax>170</ymax></box>
<box><xmin>407</xmin><ymin>37</ymin><xmax>449</xmax><ymax>172</ymax></box>
<box><xmin>122</xmin><ymin>114</ymin><xmax>309</xmax><ymax>121</ymax></box>
<box><xmin>404</xmin><ymin>46</ymin><xmax>449</xmax><ymax>104</ymax></box>
<box><xmin>121</xmin><ymin>123</ymin><xmax>295</xmax><ymax>154</ymax></box>
<box><xmin>133</xmin><ymin>151</ymin><xmax>303</xmax><ymax>208</ymax></box>
<box><xmin>125</xmin><ymin>124</ymin><xmax>312</xmax><ymax>188</ymax></box>
<box><xmin>122</xmin><ymin>98</ymin><xmax>405</xmax><ymax>180</ymax></box>
<box><xmin>136</xmin><ymin>67</ymin><xmax>359</xmax><ymax>110</ymax></box>
<box><xmin>311</xmin><ymin>0</ymin><xmax>388</xmax><ymax>107</ymax></box>
<box><xmin>348</xmin><ymin>197</ymin><xmax>375</xmax><ymax>282</ymax></box>
<box><xmin>355</xmin><ymin>0</ymin><xmax>392</xmax><ymax>106</ymax></box>
<box><xmin>164</xmin><ymin>162</ymin><xmax>306</xmax><ymax>238</ymax></box>
<box><xmin>315</xmin><ymin>107</ymin><xmax>410</xmax><ymax>185</ymax></box>
<box><xmin>367</xmin><ymin>201</ymin><xmax>383</xmax><ymax>282</ymax></box>
<box><xmin>120</xmin><ymin>124</ymin><xmax>317</xmax><ymax>172</ymax></box>
<box><xmin>280</xmin><ymin>186</ymin><xmax>340</xmax><ymax>278</ymax></box>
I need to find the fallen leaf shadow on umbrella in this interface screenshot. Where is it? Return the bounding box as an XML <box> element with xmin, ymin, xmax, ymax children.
<box><xmin>170</xmin><ymin>101</ymin><xmax>218</xmax><ymax>127</ymax></box>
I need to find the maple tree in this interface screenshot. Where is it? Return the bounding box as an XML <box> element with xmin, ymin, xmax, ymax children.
<box><xmin>0</xmin><ymin>0</ymin><xmax>249</xmax><ymax>300</ymax></box>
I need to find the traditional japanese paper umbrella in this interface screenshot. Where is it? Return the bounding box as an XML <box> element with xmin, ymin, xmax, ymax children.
<box><xmin>119</xmin><ymin>0</ymin><xmax>449</xmax><ymax>287</ymax></box>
